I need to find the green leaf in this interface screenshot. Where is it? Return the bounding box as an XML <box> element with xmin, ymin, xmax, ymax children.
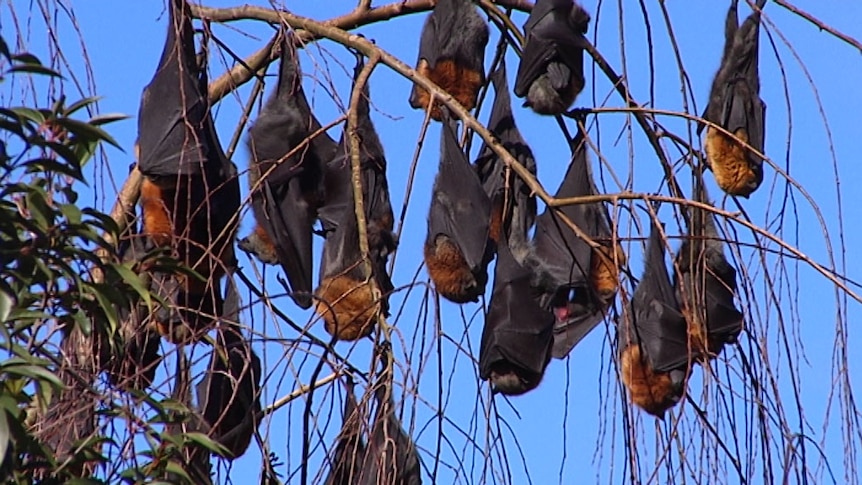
<box><xmin>2</xmin><ymin>363</ymin><xmax>63</xmax><ymax>390</ymax></box>
<box><xmin>185</xmin><ymin>432</ymin><xmax>229</xmax><ymax>456</ymax></box>
<box><xmin>64</xmin><ymin>96</ymin><xmax>101</xmax><ymax>116</ymax></box>
<box><xmin>0</xmin><ymin>411</ymin><xmax>9</xmax><ymax>471</ymax></box>
<box><xmin>0</xmin><ymin>290</ymin><xmax>12</xmax><ymax>323</ymax></box>
<box><xmin>55</xmin><ymin>117</ymin><xmax>122</xmax><ymax>149</ymax></box>
<box><xmin>113</xmin><ymin>264</ymin><xmax>151</xmax><ymax>308</ymax></box>
<box><xmin>9</xmin><ymin>107</ymin><xmax>45</xmax><ymax>125</ymax></box>
<box><xmin>163</xmin><ymin>461</ymin><xmax>192</xmax><ymax>481</ymax></box>
<box><xmin>8</xmin><ymin>64</ymin><xmax>62</xmax><ymax>78</ymax></box>
<box><xmin>88</xmin><ymin>112</ymin><xmax>130</xmax><ymax>126</ymax></box>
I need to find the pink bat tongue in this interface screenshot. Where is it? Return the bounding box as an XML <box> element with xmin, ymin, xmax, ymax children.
<box><xmin>554</xmin><ymin>306</ymin><xmax>570</xmax><ymax>321</ymax></box>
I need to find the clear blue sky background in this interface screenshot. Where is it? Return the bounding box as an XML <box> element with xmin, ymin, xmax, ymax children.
<box><xmin>3</xmin><ymin>1</ymin><xmax>862</xmax><ymax>483</ymax></box>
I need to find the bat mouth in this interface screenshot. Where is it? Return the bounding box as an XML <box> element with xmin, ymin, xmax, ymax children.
<box><xmin>549</xmin><ymin>286</ymin><xmax>592</xmax><ymax>324</ymax></box>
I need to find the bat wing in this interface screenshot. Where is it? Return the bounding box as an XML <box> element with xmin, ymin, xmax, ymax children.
<box><xmin>137</xmin><ymin>0</ymin><xmax>211</xmax><ymax>177</ymax></box>
<box><xmin>359</xmin><ymin>384</ymin><xmax>422</xmax><ymax>485</ymax></box>
<box><xmin>479</xmin><ymin>235</ymin><xmax>555</xmax><ymax>395</ymax></box>
<box><xmin>325</xmin><ymin>378</ymin><xmax>367</xmax><ymax>485</ymax></box>
<box><xmin>629</xmin><ymin>223</ymin><xmax>689</xmax><ymax>373</ymax></box>
<box><xmin>196</xmin><ymin>284</ymin><xmax>261</xmax><ymax>459</ymax></box>
<box><xmin>428</xmin><ymin>119</ymin><xmax>491</xmax><ymax>271</ymax></box>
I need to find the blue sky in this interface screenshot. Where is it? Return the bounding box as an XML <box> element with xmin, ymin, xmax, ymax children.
<box><xmin>3</xmin><ymin>0</ymin><xmax>862</xmax><ymax>483</ymax></box>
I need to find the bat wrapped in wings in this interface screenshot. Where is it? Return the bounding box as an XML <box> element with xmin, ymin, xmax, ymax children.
<box><xmin>514</xmin><ymin>0</ymin><xmax>591</xmax><ymax>115</ymax></box>
<box><xmin>358</xmin><ymin>379</ymin><xmax>422</xmax><ymax>484</ymax></box>
<box><xmin>473</xmin><ymin>62</ymin><xmax>537</xmax><ymax>247</ymax></box>
<box><xmin>424</xmin><ymin>115</ymin><xmax>494</xmax><ymax>303</ymax></box>
<box><xmin>619</xmin><ymin>221</ymin><xmax>691</xmax><ymax>418</ymax></box>
<box><xmin>239</xmin><ymin>34</ymin><xmax>337</xmax><ymax>309</ymax></box>
<box><xmin>315</xmin><ymin>54</ymin><xmax>397</xmax><ymax>341</ymax></box>
<box><xmin>479</xmin><ymin>227</ymin><xmax>555</xmax><ymax>395</ymax></box>
<box><xmin>674</xmin><ymin>183</ymin><xmax>744</xmax><ymax>358</ymax></box>
<box><xmin>409</xmin><ymin>0</ymin><xmax>489</xmax><ymax>120</ymax></box>
<box><xmin>136</xmin><ymin>0</ymin><xmax>240</xmax><ymax>343</ymax></box>
<box><xmin>700</xmin><ymin>0</ymin><xmax>767</xmax><ymax>197</ymax></box>
<box><xmin>196</xmin><ymin>278</ymin><xmax>261</xmax><ymax>460</ymax></box>
<box><xmin>526</xmin><ymin>128</ymin><xmax>625</xmax><ymax>359</ymax></box>
<box><xmin>323</xmin><ymin>377</ymin><xmax>366</xmax><ymax>485</ymax></box>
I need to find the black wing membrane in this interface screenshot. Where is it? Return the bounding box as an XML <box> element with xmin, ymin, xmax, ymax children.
<box><xmin>358</xmin><ymin>382</ymin><xmax>422</xmax><ymax>485</ymax></box>
<box><xmin>514</xmin><ymin>0</ymin><xmax>591</xmax><ymax>115</ymax></box>
<box><xmin>473</xmin><ymin>62</ymin><xmax>537</xmax><ymax>249</ymax></box>
<box><xmin>424</xmin><ymin>116</ymin><xmax>493</xmax><ymax>303</ymax></box>
<box><xmin>701</xmin><ymin>0</ymin><xmax>767</xmax><ymax>197</ymax></box>
<box><xmin>479</xmin><ymin>230</ymin><xmax>556</xmax><ymax>396</ymax></box>
<box><xmin>196</xmin><ymin>278</ymin><xmax>261</xmax><ymax>460</ymax></box>
<box><xmin>409</xmin><ymin>0</ymin><xmax>489</xmax><ymax>120</ymax></box>
<box><xmin>240</xmin><ymin>34</ymin><xmax>337</xmax><ymax>309</ymax></box>
<box><xmin>324</xmin><ymin>378</ymin><xmax>367</xmax><ymax>485</ymax></box>
<box><xmin>674</xmin><ymin>183</ymin><xmax>744</xmax><ymax>358</ymax></box>
<box><xmin>315</xmin><ymin>54</ymin><xmax>397</xmax><ymax>341</ymax></box>
<box><xmin>619</xmin><ymin>221</ymin><xmax>690</xmax><ymax>418</ymax></box>
<box><xmin>525</xmin><ymin>128</ymin><xmax>614</xmax><ymax>359</ymax></box>
<box><xmin>136</xmin><ymin>0</ymin><xmax>240</xmax><ymax>343</ymax></box>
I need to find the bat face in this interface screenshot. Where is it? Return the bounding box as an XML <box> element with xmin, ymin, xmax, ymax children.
<box><xmin>479</xmin><ymin>233</ymin><xmax>555</xmax><ymax>396</ymax></box>
<box><xmin>528</xmin><ymin>130</ymin><xmax>621</xmax><ymax>358</ymax></box>
<box><xmin>514</xmin><ymin>0</ymin><xmax>591</xmax><ymax>115</ymax></box>
<box><xmin>359</xmin><ymin>384</ymin><xmax>422</xmax><ymax>484</ymax></box>
<box><xmin>674</xmin><ymin>197</ymin><xmax>744</xmax><ymax>358</ymax></box>
<box><xmin>324</xmin><ymin>378</ymin><xmax>366</xmax><ymax>485</ymax></box>
<box><xmin>425</xmin><ymin>118</ymin><xmax>493</xmax><ymax>303</ymax></box>
<box><xmin>620</xmin><ymin>222</ymin><xmax>690</xmax><ymax>418</ymax></box>
<box><xmin>136</xmin><ymin>0</ymin><xmax>240</xmax><ymax>341</ymax></box>
<box><xmin>315</xmin><ymin>56</ymin><xmax>397</xmax><ymax>341</ymax></box>
<box><xmin>703</xmin><ymin>0</ymin><xmax>767</xmax><ymax>197</ymax></box>
<box><xmin>409</xmin><ymin>0</ymin><xmax>489</xmax><ymax>120</ymax></box>
<box><xmin>473</xmin><ymin>63</ymin><xmax>537</xmax><ymax>247</ymax></box>
<box><xmin>240</xmin><ymin>35</ymin><xmax>337</xmax><ymax>309</ymax></box>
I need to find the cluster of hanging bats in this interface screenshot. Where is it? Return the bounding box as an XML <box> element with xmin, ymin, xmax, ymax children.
<box><xmin>104</xmin><ymin>0</ymin><xmax>767</xmax><ymax>476</ymax></box>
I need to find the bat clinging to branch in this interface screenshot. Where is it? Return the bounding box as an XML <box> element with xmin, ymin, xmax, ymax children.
<box><xmin>674</xmin><ymin>184</ymin><xmax>744</xmax><ymax>358</ymax></box>
<box><xmin>195</xmin><ymin>280</ymin><xmax>261</xmax><ymax>459</ymax></box>
<box><xmin>136</xmin><ymin>0</ymin><xmax>239</xmax><ymax>343</ymax></box>
<box><xmin>700</xmin><ymin>0</ymin><xmax>767</xmax><ymax>197</ymax></box>
<box><xmin>324</xmin><ymin>378</ymin><xmax>366</xmax><ymax>485</ymax></box>
<box><xmin>523</xmin><ymin>128</ymin><xmax>622</xmax><ymax>359</ymax></box>
<box><xmin>358</xmin><ymin>379</ymin><xmax>422</xmax><ymax>484</ymax></box>
<box><xmin>409</xmin><ymin>0</ymin><xmax>489</xmax><ymax>120</ymax></box>
<box><xmin>514</xmin><ymin>0</ymin><xmax>591</xmax><ymax>115</ymax></box>
<box><xmin>425</xmin><ymin>115</ymin><xmax>493</xmax><ymax>303</ymax></box>
<box><xmin>474</xmin><ymin>62</ymin><xmax>537</xmax><ymax>247</ymax></box>
<box><xmin>479</xmin><ymin>229</ymin><xmax>555</xmax><ymax>396</ymax></box>
<box><xmin>239</xmin><ymin>34</ymin><xmax>337</xmax><ymax>309</ymax></box>
<box><xmin>620</xmin><ymin>221</ymin><xmax>690</xmax><ymax>418</ymax></box>
<box><xmin>315</xmin><ymin>54</ymin><xmax>397</xmax><ymax>341</ymax></box>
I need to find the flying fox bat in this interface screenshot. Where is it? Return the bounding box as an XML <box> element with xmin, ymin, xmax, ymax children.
<box><xmin>479</xmin><ymin>228</ymin><xmax>556</xmax><ymax>395</ymax></box>
<box><xmin>409</xmin><ymin>0</ymin><xmax>489</xmax><ymax>120</ymax></box>
<box><xmin>674</xmin><ymin>184</ymin><xmax>744</xmax><ymax>358</ymax></box>
<box><xmin>165</xmin><ymin>351</ymin><xmax>213</xmax><ymax>484</ymax></box>
<box><xmin>136</xmin><ymin>0</ymin><xmax>240</xmax><ymax>341</ymax></box>
<box><xmin>358</xmin><ymin>381</ymin><xmax>422</xmax><ymax>484</ymax></box>
<box><xmin>473</xmin><ymin>62</ymin><xmax>537</xmax><ymax>247</ymax></box>
<box><xmin>524</xmin><ymin>130</ymin><xmax>623</xmax><ymax>359</ymax></box>
<box><xmin>315</xmin><ymin>54</ymin><xmax>397</xmax><ymax>341</ymax></box>
<box><xmin>425</xmin><ymin>116</ymin><xmax>493</xmax><ymax>303</ymax></box>
<box><xmin>324</xmin><ymin>378</ymin><xmax>366</xmax><ymax>485</ymax></box>
<box><xmin>196</xmin><ymin>280</ymin><xmax>261</xmax><ymax>460</ymax></box>
<box><xmin>619</xmin><ymin>221</ymin><xmax>691</xmax><ymax>418</ymax></box>
<box><xmin>700</xmin><ymin>0</ymin><xmax>767</xmax><ymax>197</ymax></box>
<box><xmin>239</xmin><ymin>35</ymin><xmax>338</xmax><ymax>309</ymax></box>
<box><xmin>514</xmin><ymin>0</ymin><xmax>591</xmax><ymax>115</ymax></box>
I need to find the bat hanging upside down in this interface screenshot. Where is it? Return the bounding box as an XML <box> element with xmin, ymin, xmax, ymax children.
<box><xmin>136</xmin><ymin>0</ymin><xmax>240</xmax><ymax>344</ymax></box>
<box><xmin>619</xmin><ymin>220</ymin><xmax>691</xmax><ymax>418</ymax></box>
<box><xmin>514</xmin><ymin>0</ymin><xmax>591</xmax><ymax>115</ymax></box>
<box><xmin>314</xmin><ymin>53</ymin><xmax>397</xmax><ymax>341</ymax></box>
<box><xmin>700</xmin><ymin>0</ymin><xmax>767</xmax><ymax>197</ymax></box>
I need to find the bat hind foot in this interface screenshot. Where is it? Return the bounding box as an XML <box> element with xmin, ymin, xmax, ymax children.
<box><xmin>315</xmin><ymin>274</ymin><xmax>379</xmax><ymax>341</ymax></box>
